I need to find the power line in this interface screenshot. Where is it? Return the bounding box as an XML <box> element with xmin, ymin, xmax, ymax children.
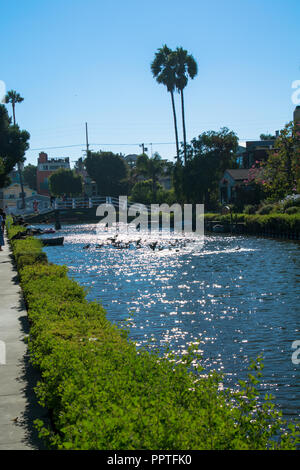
<box><xmin>26</xmin><ymin>137</ymin><xmax>273</xmax><ymax>152</ymax></box>
<box><xmin>26</xmin><ymin>142</ymin><xmax>176</xmax><ymax>151</ymax></box>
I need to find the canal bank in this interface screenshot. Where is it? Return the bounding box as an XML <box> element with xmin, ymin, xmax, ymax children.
<box><xmin>6</xmin><ymin>222</ymin><xmax>299</xmax><ymax>449</ymax></box>
<box><xmin>204</xmin><ymin>213</ymin><xmax>300</xmax><ymax>240</ymax></box>
<box><xmin>0</xmin><ymin>234</ymin><xmax>47</xmax><ymax>450</ymax></box>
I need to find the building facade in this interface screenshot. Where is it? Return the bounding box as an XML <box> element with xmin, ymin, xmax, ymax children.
<box><xmin>219</xmin><ymin>169</ymin><xmax>250</xmax><ymax>203</ymax></box>
<box><xmin>37</xmin><ymin>152</ymin><xmax>70</xmax><ymax>196</ymax></box>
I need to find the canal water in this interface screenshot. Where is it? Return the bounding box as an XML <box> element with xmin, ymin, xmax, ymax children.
<box><xmin>42</xmin><ymin>223</ymin><xmax>300</xmax><ymax>421</ymax></box>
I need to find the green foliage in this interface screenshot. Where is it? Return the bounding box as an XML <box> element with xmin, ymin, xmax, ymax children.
<box><xmin>135</xmin><ymin>153</ymin><xmax>165</xmax><ymax>201</ymax></box>
<box><xmin>175</xmin><ymin>128</ymin><xmax>239</xmax><ymax>208</ymax></box>
<box><xmin>8</xmin><ymin>233</ymin><xmax>47</xmax><ymax>270</ymax></box>
<box><xmin>23</xmin><ymin>163</ymin><xmax>37</xmax><ymax>190</ymax></box>
<box><xmin>7</xmin><ymin>225</ymin><xmax>299</xmax><ymax>450</ymax></box>
<box><xmin>244</xmin><ymin>213</ymin><xmax>300</xmax><ymax>234</ymax></box>
<box><xmin>257</xmin><ymin>204</ymin><xmax>275</xmax><ymax>215</ymax></box>
<box><xmin>255</xmin><ymin>122</ymin><xmax>300</xmax><ymax>201</ymax></box>
<box><xmin>130</xmin><ymin>179</ymin><xmax>176</xmax><ymax>206</ymax></box>
<box><xmin>284</xmin><ymin>206</ymin><xmax>300</xmax><ymax>214</ymax></box>
<box><xmin>0</xmin><ymin>104</ymin><xmax>30</xmax><ymax>188</ymax></box>
<box><xmin>204</xmin><ymin>212</ymin><xmax>300</xmax><ymax>234</ymax></box>
<box><xmin>282</xmin><ymin>196</ymin><xmax>300</xmax><ymax>210</ymax></box>
<box><xmin>130</xmin><ymin>179</ymin><xmax>153</xmax><ymax>205</ymax></box>
<box><xmin>244</xmin><ymin>204</ymin><xmax>257</xmax><ymax>215</ymax></box>
<box><xmin>85</xmin><ymin>151</ymin><xmax>128</xmax><ymax>197</ymax></box>
<box><xmin>49</xmin><ymin>169</ymin><xmax>83</xmax><ymax>197</ymax></box>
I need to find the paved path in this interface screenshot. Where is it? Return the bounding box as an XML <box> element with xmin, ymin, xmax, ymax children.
<box><xmin>0</xmin><ymin>234</ymin><xmax>47</xmax><ymax>450</ymax></box>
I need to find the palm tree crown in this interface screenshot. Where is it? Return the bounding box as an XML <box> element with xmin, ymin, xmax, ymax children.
<box><xmin>151</xmin><ymin>45</ymin><xmax>176</xmax><ymax>92</ymax></box>
<box><xmin>173</xmin><ymin>47</ymin><xmax>198</xmax><ymax>92</ymax></box>
<box><xmin>5</xmin><ymin>90</ymin><xmax>24</xmax><ymax>125</ymax></box>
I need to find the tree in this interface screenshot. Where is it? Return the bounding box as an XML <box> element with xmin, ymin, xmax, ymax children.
<box><xmin>0</xmin><ymin>104</ymin><xmax>30</xmax><ymax>188</ymax></box>
<box><xmin>23</xmin><ymin>164</ymin><xmax>37</xmax><ymax>190</ymax></box>
<box><xmin>130</xmin><ymin>179</ymin><xmax>154</xmax><ymax>205</ymax></box>
<box><xmin>49</xmin><ymin>169</ymin><xmax>83</xmax><ymax>197</ymax></box>
<box><xmin>5</xmin><ymin>90</ymin><xmax>24</xmax><ymax>125</ymax></box>
<box><xmin>254</xmin><ymin>121</ymin><xmax>300</xmax><ymax>200</ymax></box>
<box><xmin>175</xmin><ymin>128</ymin><xmax>238</xmax><ymax>208</ymax></box>
<box><xmin>136</xmin><ymin>152</ymin><xmax>164</xmax><ymax>201</ymax></box>
<box><xmin>173</xmin><ymin>47</ymin><xmax>198</xmax><ymax>165</ymax></box>
<box><xmin>151</xmin><ymin>45</ymin><xmax>180</xmax><ymax>161</ymax></box>
<box><xmin>5</xmin><ymin>90</ymin><xmax>26</xmax><ymax>208</ymax></box>
<box><xmin>260</xmin><ymin>133</ymin><xmax>276</xmax><ymax>141</ymax></box>
<box><xmin>85</xmin><ymin>151</ymin><xmax>128</xmax><ymax>197</ymax></box>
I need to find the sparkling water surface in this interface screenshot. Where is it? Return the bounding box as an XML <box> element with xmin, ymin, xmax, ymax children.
<box><xmin>41</xmin><ymin>223</ymin><xmax>300</xmax><ymax>420</ymax></box>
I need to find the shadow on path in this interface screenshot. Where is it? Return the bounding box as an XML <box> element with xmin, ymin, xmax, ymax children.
<box><xmin>15</xmin><ymin>290</ymin><xmax>50</xmax><ymax>449</ymax></box>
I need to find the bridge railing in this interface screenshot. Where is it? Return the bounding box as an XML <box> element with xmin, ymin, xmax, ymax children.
<box><xmin>50</xmin><ymin>196</ymin><xmax>169</xmax><ymax>217</ymax></box>
<box><xmin>53</xmin><ymin>196</ymin><xmax>153</xmax><ymax>212</ymax></box>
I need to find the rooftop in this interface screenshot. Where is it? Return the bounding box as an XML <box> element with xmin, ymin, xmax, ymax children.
<box><xmin>224</xmin><ymin>169</ymin><xmax>250</xmax><ymax>181</ymax></box>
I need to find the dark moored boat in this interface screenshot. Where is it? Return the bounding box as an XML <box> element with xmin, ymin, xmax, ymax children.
<box><xmin>42</xmin><ymin>237</ymin><xmax>64</xmax><ymax>246</ymax></box>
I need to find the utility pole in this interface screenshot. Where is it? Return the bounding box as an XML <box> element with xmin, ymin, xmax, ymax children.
<box><xmin>85</xmin><ymin>122</ymin><xmax>89</xmax><ymax>158</ymax></box>
<box><xmin>139</xmin><ymin>143</ymin><xmax>148</xmax><ymax>154</ymax></box>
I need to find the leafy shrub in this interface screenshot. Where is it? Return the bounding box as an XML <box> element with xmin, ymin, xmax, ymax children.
<box><xmin>244</xmin><ymin>205</ymin><xmax>257</xmax><ymax>215</ymax></box>
<box><xmin>244</xmin><ymin>213</ymin><xmax>300</xmax><ymax>234</ymax></box>
<box><xmin>285</xmin><ymin>206</ymin><xmax>300</xmax><ymax>215</ymax></box>
<box><xmin>7</xmin><ymin>224</ymin><xmax>299</xmax><ymax>450</ymax></box>
<box><xmin>257</xmin><ymin>204</ymin><xmax>275</xmax><ymax>215</ymax></box>
<box><xmin>282</xmin><ymin>195</ymin><xmax>300</xmax><ymax>210</ymax></box>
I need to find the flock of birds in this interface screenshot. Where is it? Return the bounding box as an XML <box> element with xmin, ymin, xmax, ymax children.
<box><xmin>82</xmin><ymin>234</ymin><xmax>197</xmax><ymax>252</ymax></box>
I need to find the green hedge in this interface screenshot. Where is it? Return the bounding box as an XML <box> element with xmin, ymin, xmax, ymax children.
<box><xmin>204</xmin><ymin>213</ymin><xmax>300</xmax><ymax>234</ymax></box>
<box><xmin>7</xmin><ymin>224</ymin><xmax>299</xmax><ymax>450</ymax></box>
<box><xmin>244</xmin><ymin>214</ymin><xmax>300</xmax><ymax>234</ymax></box>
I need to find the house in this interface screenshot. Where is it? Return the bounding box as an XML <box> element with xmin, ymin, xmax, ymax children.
<box><xmin>37</xmin><ymin>152</ymin><xmax>70</xmax><ymax>196</ymax></box>
<box><xmin>0</xmin><ymin>182</ymin><xmax>36</xmax><ymax>211</ymax></box>
<box><xmin>241</xmin><ymin>138</ymin><xmax>277</xmax><ymax>169</ymax></box>
<box><xmin>219</xmin><ymin>169</ymin><xmax>250</xmax><ymax>203</ymax></box>
<box><xmin>124</xmin><ymin>154</ymin><xmax>139</xmax><ymax>168</ymax></box>
<box><xmin>0</xmin><ymin>181</ymin><xmax>50</xmax><ymax>214</ymax></box>
<box><xmin>294</xmin><ymin>105</ymin><xmax>300</xmax><ymax>124</ymax></box>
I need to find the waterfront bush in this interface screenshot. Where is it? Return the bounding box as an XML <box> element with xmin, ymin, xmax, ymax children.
<box><xmin>257</xmin><ymin>204</ymin><xmax>275</xmax><ymax>215</ymax></box>
<box><xmin>244</xmin><ymin>204</ymin><xmax>257</xmax><ymax>215</ymax></box>
<box><xmin>204</xmin><ymin>212</ymin><xmax>300</xmax><ymax>235</ymax></box>
<box><xmin>7</xmin><ymin>224</ymin><xmax>299</xmax><ymax>450</ymax></box>
<box><xmin>244</xmin><ymin>213</ymin><xmax>300</xmax><ymax>234</ymax></box>
<box><xmin>282</xmin><ymin>195</ymin><xmax>300</xmax><ymax>210</ymax></box>
<box><xmin>285</xmin><ymin>206</ymin><xmax>300</xmax><ymax>215</ymax></box>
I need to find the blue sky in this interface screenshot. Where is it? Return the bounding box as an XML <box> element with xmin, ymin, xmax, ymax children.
<box><xmin>1</xmin><ymin>0</ymin><xmax>299</xmax><ymax>166</ymax></box>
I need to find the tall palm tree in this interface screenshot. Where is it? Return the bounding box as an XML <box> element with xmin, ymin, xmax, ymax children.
<box><xmin>173</xmin><ymin>48</ymin><xmax>198</xmax><ymax>165</ymax></box>
<box><xmin>5</xmin><ymin>90</ymin><xmax>24</xmax><ymax>125</ymax></box>
<box><xmin>151</xmin><ymin>45</ymin><xmax>180</xmax><ymax>162</ymax></box>
<box><xmin>5</xmin><ymin>90</ymin><xmax>26</xmax><ymax>209</ymax></box>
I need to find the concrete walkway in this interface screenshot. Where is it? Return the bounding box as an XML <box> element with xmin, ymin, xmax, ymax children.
<box><xmin>0</xmin><ymin>234</ymin><xmax>47</xmax><ymax>450</ymax></box>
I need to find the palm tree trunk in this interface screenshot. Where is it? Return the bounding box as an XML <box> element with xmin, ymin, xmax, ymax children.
<box><xmin>180</xmin><ymin>89</ymin><xmax>187</xmax><ymax>165</ymax></box>
<box><xmin>12</xmin><ymin>102</ymin><xmax>26</xmax><ymax>210</ymax></box>
<box><xmin>170</xmin><ymin>91</ymin><xmax>180</xmax><ymax>162</ymax></box>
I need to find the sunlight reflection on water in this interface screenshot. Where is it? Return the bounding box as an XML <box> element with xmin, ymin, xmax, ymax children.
<box><xmin>42</xmin><ymin>223</ymin><xmax>300</xmax><ymax>420</ymax></box>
